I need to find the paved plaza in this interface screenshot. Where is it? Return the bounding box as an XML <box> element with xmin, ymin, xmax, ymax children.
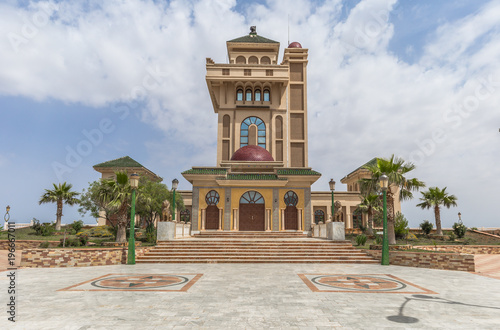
<box><xmin>1</xmin><ymin>263</ymin><xmax>499</xmax><ymax>329</ymax></box>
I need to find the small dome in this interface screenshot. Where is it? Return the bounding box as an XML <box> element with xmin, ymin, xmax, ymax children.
<box><xmin>231</xmin><ymin>145</ymin><xmax>274</xmax><ymax>162</ymax></box>
<box><xmin>288</xmin><ymin>41</ymin><xmax>302</xmax><ymax>48</ymax></box>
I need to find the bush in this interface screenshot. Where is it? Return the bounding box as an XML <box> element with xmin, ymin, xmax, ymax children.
<box><xmin>39</xmin><ymin>241</ymin><xmax>50</xmax><ymax>248</ymax></box>
<box><xmin>356</xmin><ymin>234</ymin><xmax>367</xmax><ymax>246</ymax></box>
<box><xmin>470</xmin><ymin>227</ymin><xmax>478</xmax><ymax>231</ymax></box>
<box><xmin>453</xmin><ymin>222</ymin><xmax>467</xmax><ymax>238</ymax></box>
<box><xmin>145</xmin><ymin>223</ymin><xmax>156</xmax><ymax>244</ymax></box>
<box><xmin>40</xmin><ymin>223</ymin><xmax>55</xmax><ymax>236</ymax></box>
<box><xmin>420</xmin><ymin>220</ymin><xmax>433</xmax><ymax>236</ymax></box>
<box><xmin>31</xmin><ymin>218</ymin><xmax>42</xmax><ymax>235</ymax></box>
<box><xmin>71</xmin><ymin>220</ymin><xmax>84</xmax><ymax>233</ymax></box>
<box><xmin>394</xmin><ymin>212</ymin><xmax>409</xmax><ymax>239</ymax></box>
<box><xmin>448</xmin><ymin>232</ymin><xmax>456</xmax><ymax>241</ymax></box>
<box><xmin>374</xmin><ymin>233</ymin><xmax>382</xmax><ymax>245</ymax></box>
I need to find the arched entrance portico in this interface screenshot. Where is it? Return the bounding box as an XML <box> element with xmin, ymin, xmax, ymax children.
<box><xmin>239</xmin><ymin>191</ymin><xmax>265</xmax><ymax>231</ymax></box>
<box><xmin>205</xmin><ymin>190</ymin><xmax>220</xmax><ymax>230</ymax></box>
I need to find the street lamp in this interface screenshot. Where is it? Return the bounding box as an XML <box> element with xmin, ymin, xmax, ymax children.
<box><xmin>4</xmin><ymin>205</ymin><xmax>10</xmax><ymax>223</ymax></box>
<box><xmin>172</xmin><ymin>178</ymin><xmax>179</xmax><ymax>222</ymax></box>
<box><xmin>458</xmin><ymin>212</ymin><xmax>462</xmax><ymax>224</ymax></box>
<box><xmin>127</xmin><ymin>173</ymin><xmax>139</xmax><ymax>265</ymax></box>
<box><xmin>379</xmin><ymin>174</ymin><xmax>389</xmax><ymax>266</ymax></box>
<box><xmin>329</xmin><ymin>179</ymin><xmax>336</xmax><ymax>222</ymax></box>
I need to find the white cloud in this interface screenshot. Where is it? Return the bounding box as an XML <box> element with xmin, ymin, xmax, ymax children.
<box><xmin>0</xmin><ymin>0</ymin><xmax>499</xmax><ymax>227</ymax></box>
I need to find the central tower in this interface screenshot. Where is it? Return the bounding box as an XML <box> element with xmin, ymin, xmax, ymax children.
<box><xmin>183</xmin><ymin>27</ymin><xmax>319</xmax><ymax>234</ymax></box>
<box><xmin>206</xmin><ymin>26</ymin><xmax>309</xmax><ymax>167</ymax></box>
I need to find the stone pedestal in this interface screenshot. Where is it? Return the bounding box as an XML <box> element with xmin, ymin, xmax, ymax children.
<box><xmin>327</xmin><ymin>222</ymin><xmax>345</xmax><ymax>241</ymax></box>
<box><xmin>157</xmin><ymin>222</ymin><xmax>176</xmax><ymax>241</ymax></box>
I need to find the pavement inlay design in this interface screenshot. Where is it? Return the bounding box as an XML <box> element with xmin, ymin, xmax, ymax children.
<box><xmin>59</xmin><ymin>273</ymin><xmax>202</xmax><ymax>292</ymax></box>
<box><xmin>299</xmin><ymin>274</ymin><xmax>437</xmax><ymax>294</ymax></box>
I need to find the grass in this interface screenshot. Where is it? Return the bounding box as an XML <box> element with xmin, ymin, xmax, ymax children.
<box><xmin>348</xmin><ymin>230</ymin><xmax>500</xmax><ymax>248</ymax></box>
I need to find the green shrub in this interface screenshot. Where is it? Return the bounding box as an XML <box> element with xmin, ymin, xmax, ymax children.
<box><xmin>145</xmin><ymin>223</ymin><xmax>156</xmax><ymax>244</ymax></box>
<box><xmin>420</xmin><ymin>220</ymin><xmax>433</xmax><ymax>236</ymax></box>
<box><xmin>453</xmin><ymin>222</ymin><xmax>467</xmax><ymax>238</ymax></box>
<box><xmin>40</xmin><ymin>223</ymin><xmax>55</xmax><ymax>236</ymax></box>
<box><xmin>31</xmin><ymin>218</ymin><xmax>42</xmax><ymax>235</ymax></box>
<box><xmin>374</xmin><ymin>233</ymin><xmax>382</xmax><ymax>245</ymax></box>
<box><xmin>39</xmin><ymin>241</ymin><xmax>50</xmax><ymax>248</ymax></box>
<box><xmin>71</xmin><ymin>220</ymin><xmax>84</xmax><ymax>233</ymax></box>
<box><xmin>470</xmin><ymin>227</ymin><xmax>478</xmax><ymax>231</ymax></box>
<box><xmin>448</xmin><ymin>232</ymin><xmax>456</xmax><ymax>241</ymax></box>
<box><xmin>394</xmin><ymin>212</ymin><xmax>409</xmax><ymax>239</ymax></box>
<box><xmin>356</xmin><ymin>234</ymin><xmax>367</xmax><ymax>246</ymax></box>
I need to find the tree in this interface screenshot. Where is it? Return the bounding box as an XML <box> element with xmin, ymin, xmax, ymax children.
<box><xmin>356</xmin><ymin>193</ymin><xmax>382</xmax><ymax>235</ymax></box>
<box><xmin>39</xmin><ymin>182</ymin><xmax>80</xmax><ymax>231</ymax></box>
<box><xmin>78</xmin><ymin>179</ymin><xmax>117</xmax><ymax>227</ymax></box>
<box><xmin>363</xmin><ymin>155</ymin><xmax>425</xmax><ymax>244</ymax></box>
<box><xmin>416</xmin><ymin>187</ymin><xmax>457</xmax><ymax>236</ymax></box>
<box><xmin>135</xmin><ymin>178</ymin><xmax>184</xmax><ymax>228</ymax></box>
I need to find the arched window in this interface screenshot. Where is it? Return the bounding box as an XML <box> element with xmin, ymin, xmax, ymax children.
<box><xmin>284</xmin><ymin>191</ymin><xmax>298</xmax><ymax>206</ymax></box>
<box><xmin>205</xmin><ymin>190</ymin><xmax>220</xmax><ymax>206</ymax></box>
<box><xmin>254</xmin><ymin>89</ymin><xmax>261</xmax><ymax>102</ymax></box>
<box><xmin>236</xmin><ymin>56</ymin><xmax>246</xmax><ymax>64</ymax></box>
<box><xmin>261</xmin><ymin>56</ymin><xmax>271</xmax><ymax>64</ymax></box>
<box><xmin>248</xmin><ymin>56</ymin><xmax>258</xmax><ymax>64</ymax></box>
<box><xmin>236</xmin><ymin>89</ymin><xmax>243</xmax><ymax>101</ymax></box>
<box><xmin>180</xmin><ymin>209</ymin><xmax>191</xmax><ymax>223</ymax></box>
<box><xmin>245</xmin><ymin>89</ymin><xmax>252</xmax><ymax>101</ymax></box>
<box><xmin>240</xmin><ymin>191</ymin><xmax>264</xmax><ymax>204</ymax></box>
<box><xmin>241</xmin><ymin>117</ymin><xmax>265</xmax><ymax>148</ymax></box>
<box><xmin>314</xmin><ymin>210</ymin><xmax>325</xmax><ymax>224</ymax></box>
<box><xmin>263</xmin><ymin>89</ymin><xmax>270</xmax><ymax>102</ymax></box>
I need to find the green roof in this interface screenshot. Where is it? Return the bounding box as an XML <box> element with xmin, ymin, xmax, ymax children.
<box><xmin>94</xmin><ymin>156</ymin><xmax>143</xmax><ymax>168</ymax></box>
<box><xmin>217</xmin><ymin>174</ymin><xmax>286</xmax><ymax>181</ymax></box>
<box><xmin>228</xmin><ymin>33</ymin><xmax>278</xmax><ymax>44</ymax></box>
<box><xmin>342</xmin><ymin>158</ymin><xmax>378</xmax><ymax>180</ymax></box>
<box><xmin>276</xmin><ymin>169</ymin><xmax>321</xmax><ymax>176</ymax></box>
<box><xmin>182</xmin><ymin>168</ymin><xmax>227</xmax><ymax>175</ymax></box>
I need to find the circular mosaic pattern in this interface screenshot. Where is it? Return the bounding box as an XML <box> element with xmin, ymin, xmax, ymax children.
<box><xmin>91</xmin><ymin>275</ymin><xmax>189</xmax><ymax>289</ymax></box>
<box><xmin>311</xmin><ymin>275</ymin><xmax>407</xmax><ymax>292</ymax></box>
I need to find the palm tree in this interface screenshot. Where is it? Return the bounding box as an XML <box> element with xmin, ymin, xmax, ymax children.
<box><xmin>98</xmin><ymin>172</ymin><xmax>136</xmax><ymax>243</ymax></box>
<box><xmin>39</xmin><ymin>182</ymin><xmax>80</xmax><ymax>231</ymax></box>
<box><xmin>363</xmin><ymin>155</ymin><xmax>425</xmax><ymax>244</ymax></box>
<box><xmin>416</xmin><ymin>187</ymin><xmax>457</xmax><ymax>236</ymax></box>
<box><xmin>357</xmin><ymin>193</ymin><xmax>382</xmax><ymax>235</ymax></box>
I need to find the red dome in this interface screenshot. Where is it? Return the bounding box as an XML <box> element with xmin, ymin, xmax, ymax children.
<box><xmin>288</xmin><ymin>41</ymin><xmax>302</xmax><ymax>48</ymax></box>
<box><xmin>231</xmin><ymin>145</ymin><xmax>274</xmax><ymax>161</ymax></box>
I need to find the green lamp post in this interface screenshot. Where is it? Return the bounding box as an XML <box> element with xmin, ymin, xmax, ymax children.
<box><xmin>380</xmin><ymin>174</ymin><xmax>389</xmax><ymax>265</ymax></box>
<box><xmin>172</xmin><ymin>178</ymin><xmax>179</xmax><ymax>221</ymax></box>
<box><xmin>329</xmin><ymin>179</ymin><xmax>336</xmax><ymax>221</ymax></box>
<box><xmin>127</xmin><ymin>173</ymin><xmax>139</xmax><ymax>265</ymax></box>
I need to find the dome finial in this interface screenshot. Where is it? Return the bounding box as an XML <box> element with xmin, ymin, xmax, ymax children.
<box><xmin>250</xmin><ymin>26</ymin><xmax>257</xmax><ymax>35</ymax></box>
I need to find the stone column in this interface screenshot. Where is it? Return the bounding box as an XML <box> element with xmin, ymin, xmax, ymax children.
<box><xmin>201</xmin><ymin>209</ymin><xmax>206</xmax><ymax>230</ymax></box>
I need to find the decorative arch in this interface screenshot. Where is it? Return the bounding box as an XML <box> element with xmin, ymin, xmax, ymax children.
<box><xmin>236</xmin><ymin>56</ymin><xmax>246</xmax><ymax>64</ymax></box>
<box><xmin>205</xmin><ymin>190</ymin><xmax>220</xmax><ymax>206</ymax></box>
<box><xmin>240</xmin><ymin>116</ymin><xmax>265</xmax><ymax>148</ymax></box>
<box><xmin>263</xmin><ymin>89</ymin><xmax>270</xmax><ymax>102</ymax></box>
<box><xmin>240</xmin><ymin>191</ymin><xmax>265</xmax><ymax>204</ymax></box>
<box><xmin>248</xmin><ymin>56</ymin><xmax>258</xmax><ymax>64</ymax></box>
<box><xmin>261</xmin><ymin>56</ymin><xmax>271</xmax><ymax>64</ymax></box>
<box><xmin>284</xmin><ymin>191</ymin><xmax>299</xmax><ymax>206</ymax></box>
<box><xmin>236</xmin><ymin>89</ymin><xmax>243</xmax><ymax>101</ymax></box>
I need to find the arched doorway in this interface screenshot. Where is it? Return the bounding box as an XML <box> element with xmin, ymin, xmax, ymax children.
<box><xmin>239</xmin><ymin>191</ymin><xmax>265</xmax><ymax>231</ymax></box>
<box><xmin>205</xmin><ymin>190</ymin><xmax>220</xmax><ymax>230</ymax></box>
<box><xmin>284</xmin><ymin>191</ymin><xmax>299</xmax><ymax>230</ymax></box>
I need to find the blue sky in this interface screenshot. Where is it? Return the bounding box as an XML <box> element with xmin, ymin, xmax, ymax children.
<box><xmin>1</xmin><ymin>0</ymin><xmax>499</xmax><ymax>229</ymax></box>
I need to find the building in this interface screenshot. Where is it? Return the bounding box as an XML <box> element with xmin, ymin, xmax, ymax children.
<box><xmin>180</xmin><ymin>27</ymin><xmax>400</xmax><ymax>234</ymax></box>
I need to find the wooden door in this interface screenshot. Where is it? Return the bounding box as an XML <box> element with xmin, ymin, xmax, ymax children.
<box><xmin>239</xmin><ymin>204</ymin><xmax>265</xmax><ymax>231</ymax></box>
<box><xmin>205</xmin><ymin>205</ymin><xmax>219</xmax><ymax>230</ymax></box>
<box><xmin>285</xmin><ymin>205</ymin><xmax>298</xmax><ymax>230</ymax></box>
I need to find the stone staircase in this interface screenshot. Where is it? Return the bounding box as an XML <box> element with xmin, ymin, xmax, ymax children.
<box><xmin>136</xmin><ymin>232</ymin><xmax>378</xmax><ymax>264</ymax></box>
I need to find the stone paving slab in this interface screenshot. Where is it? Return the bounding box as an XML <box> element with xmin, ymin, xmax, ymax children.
<box><xmin>1</xmin><ymin>263</ymin><xmax>499</xmax><ymax>329</ymax></box>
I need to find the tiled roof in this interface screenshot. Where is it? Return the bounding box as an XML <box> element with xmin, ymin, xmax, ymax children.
<box><xmin>182</xmin><ymin>168</ymin><xmax>227</xmax><ymax>175</ymax></box>
<box><xmin>228</xmin><ymin>34</ymin><xmax>278</xmax><ymax>44</ymax></box>
<box><xmin>341</xmin><ymin>158</ymin><xmax>378</xmax><ymax>180</ymax></box>
<box><xmin>93</xmin><ymin>156</ymin><xmax>143</xmax><ymax>168</ymax></box>
<box><xmin>217</xmin><ymin>174</ymin><xmax>286</xmax><ymax>181</ymax></box>
<box><xmin>276</xmin><ymin>169</ymin><xmax>321</xmax><ymax>176</ymax></box>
